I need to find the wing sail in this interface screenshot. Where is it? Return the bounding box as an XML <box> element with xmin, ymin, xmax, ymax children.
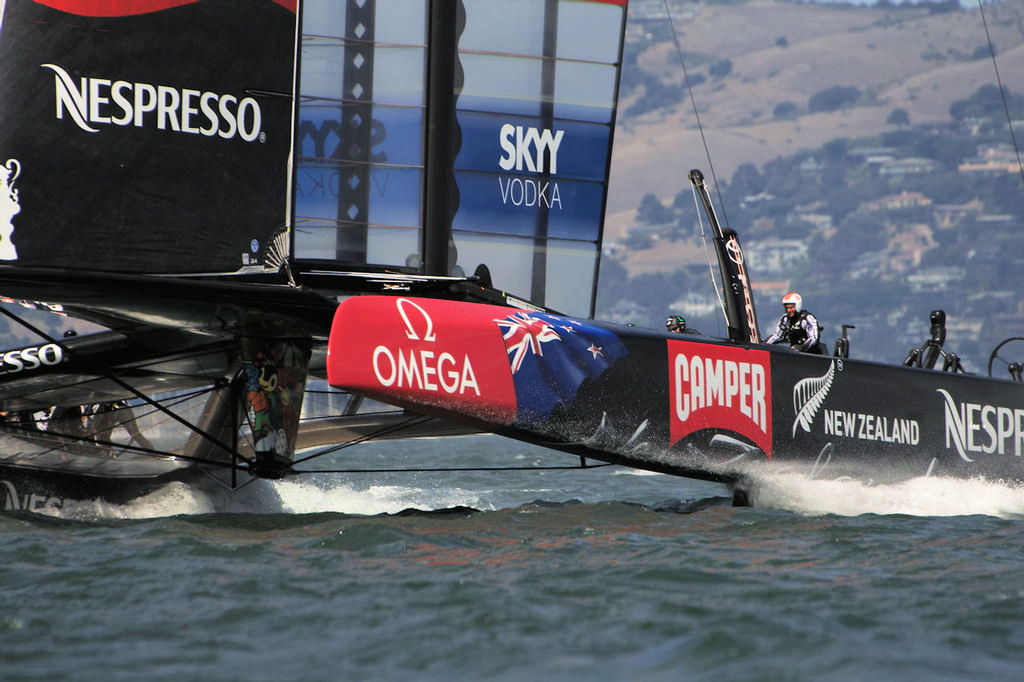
<box><xmin>293</xmin><ymin>0</ymin><xmax>628</xmax><ymax>317</ymax></box>
<box><xmin>0</xmin><ymin>0</ymin><xmax>299</xmax><ymax>274</ymax></box>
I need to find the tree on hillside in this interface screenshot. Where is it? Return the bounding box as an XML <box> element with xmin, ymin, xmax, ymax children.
<box><xmin>949</xmin><ymin>84</ymin><xmax>1010</xmax><ymax>120</ymax></box>
<box><xmin>887</xmin><ymin>108</ymin><xmax>910</xmax><ymax>126</ymax></box>
<box><xmin>637</xmin><ymin>193</ymin><xmax>673</xmax><ymax>225</ymax></box>
<box><xmin>773</xmin><ymin>101</ymin><xmax>797</xmax><ymax>119</ymax></box>
<box><xmin>808</xmin><ymin>86</ymin><xmax>860</xmax><ymax>113</ymax></box>
<box><xmin>729</xmin><ymin>162</ymin><xmax>766</xmax><ymax>199</ymax></box>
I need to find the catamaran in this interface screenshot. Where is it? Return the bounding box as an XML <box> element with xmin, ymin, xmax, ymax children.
<box><xmin>0</xmin><ymin>0</ymin><xmax>632</xmax><ymax>511</ymax></box>
<box><xmin>1</xmin><ymin>0</ymin><xmax>1021</xmax><ymax>513</ymax></box>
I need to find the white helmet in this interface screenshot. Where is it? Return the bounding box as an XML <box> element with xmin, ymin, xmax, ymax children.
<box><xmin>782</xmin><ymin>292</ymin><xmax>802</xmax><ymax>312</ymax></box>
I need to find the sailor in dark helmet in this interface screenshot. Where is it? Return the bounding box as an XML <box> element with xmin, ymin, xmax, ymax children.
<box><xmin>763</xmin><ymin>292</ymin><xmax>823</xmax><ymax>353</ymax></box>
<box><xmin>665</xmin><ymin>315</ymin><xmax>700</xmax><ymax>335</ymax></box>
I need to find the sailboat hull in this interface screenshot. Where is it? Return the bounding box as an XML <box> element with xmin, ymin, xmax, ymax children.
<box><xmin>328</xmin><ymin>295</ymin><xmax>1024</xmax><ymax>487</ymax></box>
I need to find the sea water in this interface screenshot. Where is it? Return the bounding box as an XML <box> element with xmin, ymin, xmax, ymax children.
<box><xmin>3</xmin><ymin>435</ymin><xmax>1024</xmax><ymax>681</ymax></box>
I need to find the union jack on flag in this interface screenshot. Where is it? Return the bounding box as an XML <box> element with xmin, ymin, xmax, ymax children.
<box><xmin>495</xmin><ymin>311</ymin><xmax>563</xmax><ymax>372</ymax></box>
<box><xmin>492</xmin><ymin>311</ymin><xmax>628</xmax><ymax>426</ymax></box>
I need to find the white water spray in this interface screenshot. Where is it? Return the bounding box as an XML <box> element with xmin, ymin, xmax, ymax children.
<box><xmin>747</xmin><ymin>471</ymin><xmax>1024</xmax><ymax>518</ymax></box>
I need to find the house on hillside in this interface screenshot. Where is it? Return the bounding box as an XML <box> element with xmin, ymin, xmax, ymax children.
<box><xmin>958</xmin><ymin>143</ymin><xmax>1021</xmax><ymax>175</ymax></box>
<box><xmin>906</xmin><ymin>266</ymin><xmax>965</xmax><ymax>293</ymax></box>
<box><xmin>933</xmin><ymin>199</ymin><xmax>983</xmax><ymax>229</ymax></box>
<box><xmin>745</xmin><ymin>239</ymin><xmax>808</xmax><ymax>274</ymax></box>
<box><xmin>859</xmin><ymin>191</ymin><xmax>932</xmax><ymax>213</ymax></box>
<box><xmin>878</xmin><ymin>157</ymin><xmax>939</xmax><ymax>178</ymax></box>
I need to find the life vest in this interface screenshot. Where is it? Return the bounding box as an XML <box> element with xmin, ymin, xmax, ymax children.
<box><xmin>779</xmin><ymin>310</ymin><xmax>821</xmax><ymax>346</ymax></box>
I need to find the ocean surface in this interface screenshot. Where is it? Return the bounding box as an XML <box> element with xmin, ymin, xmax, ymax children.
<box><xmin>3</xmin><ymin>434</ymin><xmax>1024</xmax><ymax>681</ymax></box>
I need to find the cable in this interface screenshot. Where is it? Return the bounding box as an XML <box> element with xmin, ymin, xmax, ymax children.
<box><xmin>663</xmin><ymin>0</ymin><xmax>729</xmax><ymax>226</ymax></box>
<box><xmin>977</xmin><ymin>0</ymin><xmax>1024</xmax><ymax>186</ymax></box>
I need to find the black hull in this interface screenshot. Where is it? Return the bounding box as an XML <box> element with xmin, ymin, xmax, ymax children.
<box><xmin>327</xmin><ymin>296</ymin><xmax>1024</xmax><ymax>490</ymax></box>
<box><xmin>0</xmin><ymin>462</ymin><xmax>201</xmax><ymax>514</ymax></box>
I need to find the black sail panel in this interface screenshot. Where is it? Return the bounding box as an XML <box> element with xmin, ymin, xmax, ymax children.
<box><xmin>0</xmin><ymin>0</ymin><xmax>298</xmax><ymax>274</ymax></box>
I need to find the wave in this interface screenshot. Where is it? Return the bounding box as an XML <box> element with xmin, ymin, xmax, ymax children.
<box><xmin>745</xmin><ymin>471</ymin><xmax>1024</xmax><ymax>518</ymax></box>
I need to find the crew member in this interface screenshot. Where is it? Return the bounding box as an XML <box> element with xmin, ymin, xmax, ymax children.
<box><xmin>763</xmin><ymin>292</ymin><xmax>823</xmax><ymax>353</ymax></box>
<box><xmin>666</xmin><ymin>315</ymin><xmax>700</xmax><ymax>335</ymax></box>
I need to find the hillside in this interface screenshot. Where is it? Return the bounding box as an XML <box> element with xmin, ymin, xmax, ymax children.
<box><xmin>606</xmin><ymin>0</ymin><xmax>1024</xmax><ymax>246</ymax></box>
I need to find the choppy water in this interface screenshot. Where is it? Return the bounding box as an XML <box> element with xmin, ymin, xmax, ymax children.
<box><xmin>3</xmin><ymin>435</ymin><xmax>1024</xmax><ymax>681</ymax></box>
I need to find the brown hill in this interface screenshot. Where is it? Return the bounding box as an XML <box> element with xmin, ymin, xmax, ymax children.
<box><xmin>606</xmin><ymin>0</ymin><xmax>1024</xmax><ymax>250</ymax></box>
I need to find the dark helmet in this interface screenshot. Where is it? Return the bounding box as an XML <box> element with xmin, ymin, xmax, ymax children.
<box><xmin>665</xmin><ymin>315</ymin><xmax>686</xmax><ymax>330</ymax></box>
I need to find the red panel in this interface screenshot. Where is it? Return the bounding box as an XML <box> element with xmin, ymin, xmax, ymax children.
<box><xmin>32</xmin><ymin>0</ymin><xmax>200</xmax><ymax>17</ymax></box>
<box><xmin>31</xmin><ymin>0</ymin><xmax>296</xmax><ymax>16</ymax></box>
<box><xmin>328</xmin><ymin>297</ymin><xmax>518</xmax><ymax>427</ymax></box>
<box><xmin>668</xmin><ymin>339</ymin><xmax>773</xmax><ymax>456</ymax></box>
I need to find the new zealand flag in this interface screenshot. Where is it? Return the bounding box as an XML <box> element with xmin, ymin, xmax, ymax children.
<box><xmin>493</xmin><ymin>311</ymin><xmax>628</xmax><ymax>427</ymax></box>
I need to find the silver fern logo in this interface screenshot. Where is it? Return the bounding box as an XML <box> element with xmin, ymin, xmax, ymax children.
<box><xmin>792</xmin><ymin>360</ymin><xmax>837</xmax><ymax>436</ymax></box>
<box><xmin>0</xmin><ymin>158</ymin><xmax>20</xmax><ymax>261</ymax></box>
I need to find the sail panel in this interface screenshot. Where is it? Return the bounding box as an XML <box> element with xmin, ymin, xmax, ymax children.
<box><xmin>453</xmin><ymin>171</ymin><xmax>604</xmax><ymax>242</ymax></box>
<box><xmin>458</xmin><ymin>55</ymin><xmax>621</xmax><ymax>123</ymax></box>
<box><xmin>450</xmin><ymin>0</ymin><xmax>627</xmax><ymax>315</ymax></box>
<box><xmin>0</xmin><ymin>0</ymin><xmax>298</xmax><ymax>273</ymax></box>
<box><xmin>454</xmin><ymin>234</ymin><xmax>598</xmax><ymax>314</ymax></box>
<box><xmin>459</xmin><ymin>0</ymin><xmax>625</xmax><ymax>63</ymax></box>
<box><xmin>293</xmin><ymin>0</ymin><xmax>427</xmax><ymax>268</ymax></box>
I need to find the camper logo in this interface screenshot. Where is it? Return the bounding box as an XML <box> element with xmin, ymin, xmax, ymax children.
<box><xmin>668</xmin><ymin>341</ymin><xmax>773</xmax><ymax>455</ymax></box>
<box><xmin>0</xmin><ymin>159</ymin><xmax>20</xmax><ymax>261</ymax></box>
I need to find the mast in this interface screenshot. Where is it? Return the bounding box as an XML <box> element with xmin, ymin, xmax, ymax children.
<box><xmin>689</xmin><ymin>169</ymin><xmax>761</xmax><ymax>344</ymax></box>
<box><xmin>529</xmin><ymin>0</ymin><xmax>558</xmax><ymax>305</ymax></box>
<box><xmin>422</xmin><ymin>0</ymin><xmax>461</xmax><ymax>276</ymax></box>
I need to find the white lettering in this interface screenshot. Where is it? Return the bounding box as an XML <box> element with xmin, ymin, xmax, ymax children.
<box><xmin>372</xmin><ymin>346</ymin><xmax>396</xmax><ymax>386</ymax></box>
<box><xmin>672</xmin><ymin>351</ymin><xmax>767</xmax><ymax>433</ymax></box>
<box><xmin>0</xmin><ymin>343</ymin><xmax>65</xmax><ymax>376</ymax></box>
<box><xmin>43</xmin><ymin>63</ymin><xmax>263</xmax><ymax>142</ymax></box>
<box><xmin>496</xmin><ymin>124</ymin><xmax>564</xmax><ymax>174</ymax></box>
<box><xmin>372</xmin><ymin>345</ymin><xmax>479</xmax><ymax>396</ymax></box>
<box><xmin>822</xmin><ymin>409</ymin><xmax>921</xmax><ymax>446</ymax></box>
<box><xmin>939</xmin><ymin>389</ymin><xmax>1024</xmax><ymax>462</ymax></box>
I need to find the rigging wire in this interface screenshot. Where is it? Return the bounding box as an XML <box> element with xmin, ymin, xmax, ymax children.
<box><xmin>691</xmin><ymin>185</ymin><xmax>730</xmax><ymax>326</ymax></box>
<box><xmin>977</xmin><ymin>0</ymin><xmax>1024</xmax><ymax>186</ymax></box>
<box><xmin>291</xmin><ymin>462</ymin><xmax>615</xmax><ymax>475</ymax></box>
<box><xmin>663</xmin><ymin>0</ymin><xmax>730</xmax><ymax>337</ymax></box>
<box><xmin>663</xmin><ymin>0</ymin><xmax>729</xmax><ymax>226</ymax></box>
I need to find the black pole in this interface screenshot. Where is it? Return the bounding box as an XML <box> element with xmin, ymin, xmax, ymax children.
<box><xmin>689</xmin><ymin>169</ymin><xmax>761</xmax><ymax>344</ymax></box>
<box><xmin>422</xmin><ymin>0</ymin><xmax>461</xmax><ymax>276</ymax></box>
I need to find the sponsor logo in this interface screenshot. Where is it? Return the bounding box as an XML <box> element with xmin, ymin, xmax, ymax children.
<box><xmin>0</xmin><ymin>158</ymin><xmax>19</xmax><ymax>261</ymax></box>
<box><xmin>724</xmin><ymin>234</ymin><xmax>759</xmax><ymax>343</ymax></box>
<box><xmin>938</xmin><ymin>389</ymin><xmax>1024</xmax><ymax>462</ymax></box>
<box><xmin>497</xmin><ymin>124</ymin><xmax>563</xmax><ymax>210</ymax></box>
<box><xmin>44</xmin><ymin>64</ymin><xmax>264</xmax><ymax>142</ymax></box>
<box><xmin>1</xmin><ymin>480</ymin><xmax>63</xmax><ymax>512</ymax></box>
<box><xmin>0</xmin><ymin>343</ymin><xmax>65</xmax><ymax>376</ymax></box>
<box><xmin>329</xmin><ymin>297</ymin><xmax>518</xmax><ymax>425</ymax></box>
<box><xmin>823</xmin><ymin>410</ymin><xmax>920</xmax><ymax>445</ymax></box>
<box><xmin>371</xmin><ymin>299</ymin><xmax>480</xmax><ymax>397</ymax></box>
<box><xmin>668</xmin><ymin>341</ymin><xmax>772</xmax><ymax>455</ymax></box>
<box><xmin>793</xmin><ymin>360</ymin><xmax>921</xmax><ymax>445</ymax></box>
<box><xmin>792</xmin><ymin>360</ymin><xmax>836</xmax><ymax>436</ymax></box>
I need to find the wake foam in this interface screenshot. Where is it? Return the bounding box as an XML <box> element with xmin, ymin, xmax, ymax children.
<box><xmin>48</xmin><ymin>482</ymin><xmax>217</xmax><ymax>521</ymax></box>
<box><xmin>269</xmin><ymin>478</ymin><xmax>494</xmax><ymax>516</ymax></box>
<box><xmin>39</xmin><ymin>477</ymin><xmax>500</xmax><ymax>521</ymax></box>
<box><xmin>747</xmin><ymin>472</ymin><xmax>1024</xmax><ymax>518</ymax></box>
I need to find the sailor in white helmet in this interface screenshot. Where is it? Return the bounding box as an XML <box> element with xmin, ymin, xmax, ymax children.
<box><xmin>763</xmin><ymin>292</ymin><xmax>823</xmax><ymax>353</ymax></box>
